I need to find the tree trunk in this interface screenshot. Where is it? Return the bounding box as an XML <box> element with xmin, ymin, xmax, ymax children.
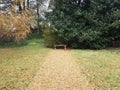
<box><xmin>27</xmin><ymin>0</ymin><xmax>29</xmax><ymax>8</ymax></box>
<box><xmin>23</xmin><ymin>1</ymin><xmax>26</xmax><ymax>10</ymax></box>
<box><xmin>18</xmin><ymin>2</ymin><xmax>22</xmax><ymax>12</ymax></box>
<box><xmin>36</xmin><ymin>0</ymin><xmax>40</xmax><ymax>34</ymax></box>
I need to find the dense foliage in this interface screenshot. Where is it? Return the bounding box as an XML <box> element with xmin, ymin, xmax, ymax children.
<box><xmin>0</xmin><ymin>0</ymin><xmax>47</xmax><ymax>42</ymax></box>
<box><xmin>0</xmin><ymin>0</ymin><xmax>34</xmax><ymax>42</ymax></box>
<box><xmin>0</xmin><ymin>10</ymin><xmax>33</xmax><ymax>42</ymax></box>
<box><xmin>47</xmin><ymin>0</ymin><xmax>120</xmax><ymax>49</ymax></box>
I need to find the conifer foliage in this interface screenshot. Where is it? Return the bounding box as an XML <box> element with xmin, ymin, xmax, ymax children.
<box><xmin>47</xmin><ymin>0</ymin><xmax>120</xmax><ymax>49</ymax></box>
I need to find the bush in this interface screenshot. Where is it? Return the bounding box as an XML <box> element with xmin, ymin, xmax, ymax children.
<box><xmin>43</xmin><ymin>28</ymin><xmax>60</xmax><ymax>48</ymax></box>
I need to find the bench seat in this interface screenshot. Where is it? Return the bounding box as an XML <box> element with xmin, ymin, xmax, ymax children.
<box><xmin>54</xmin><ymin>45</ymin><xmax>67</xmax><ymax>50</ymax></box>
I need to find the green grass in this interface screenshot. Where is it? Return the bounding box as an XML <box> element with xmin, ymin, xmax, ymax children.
<box><xmin>0</xmin><ymin>35</ymin><xmax>50</xmax><ymax>90</ymax></box>
<box><xmin>72</xmin><ymin>48</ymin><xmax>120</xmax><ymax>90</ymax></box>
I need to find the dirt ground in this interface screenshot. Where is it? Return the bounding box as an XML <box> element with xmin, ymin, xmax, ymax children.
<box><xmin>26</xmin><ymin>50</ymin><xmax>94</xmax><ymax>90</ymax></box>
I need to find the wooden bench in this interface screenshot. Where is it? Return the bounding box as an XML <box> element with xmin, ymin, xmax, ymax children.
<box><xmin>54</xmin><ymin>45</ymin><xmax>67</xmax><ymax>50</ymax></box>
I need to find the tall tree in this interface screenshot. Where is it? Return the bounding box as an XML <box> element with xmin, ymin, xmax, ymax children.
<box><xmin>35</xmin><ymin>0</ymin><xmax>50</xmax><ymax>34</ymax></box>
<box><xmin>27</xmin><ymin>0</ymin><xmax>29</xmax><ymax>8</ymax></box>
<box><xmin>47</xmin><ymin>0</ymin><xmax>120</xmax><ymax>49</ymax></box>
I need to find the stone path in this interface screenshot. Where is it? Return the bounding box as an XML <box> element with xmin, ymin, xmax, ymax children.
<box><xmin>26</xmin><ymin>50</ymin><xmax>93</xmax><ymax>90</ymax></box>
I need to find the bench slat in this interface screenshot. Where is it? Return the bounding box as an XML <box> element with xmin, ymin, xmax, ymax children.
<box><xmin>54</xmin><ymin>45</ymin><xmax>66</xmax><ymax>50</ymax></box>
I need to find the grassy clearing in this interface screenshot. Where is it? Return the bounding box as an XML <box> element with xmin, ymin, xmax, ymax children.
<box><xmin>72</xmin><ymin>48</ymin><xmax>120</xmax><ymax>90</ymax></box>
<box><xmin>0</xmin><ymin>35</ymin><xmax>50</xmax><ymax>90</ymax></box>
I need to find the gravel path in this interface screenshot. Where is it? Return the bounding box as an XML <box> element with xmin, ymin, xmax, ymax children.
<box><xmin>26</xmin><ymin>50</ymin><xmax>93</xmax><ymax>90</ymax></box>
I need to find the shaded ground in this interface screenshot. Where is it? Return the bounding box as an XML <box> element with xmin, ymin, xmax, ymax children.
<box><xmin>26</xmin><ymin>50</ymin><xmax>93</xmax><ymax>90</ymax></box>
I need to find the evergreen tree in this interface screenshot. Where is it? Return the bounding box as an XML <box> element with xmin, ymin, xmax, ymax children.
<box><xmin>47</xmin><ymin>0</ymin><xmax>120</xmax><ymax>49</ymax></box>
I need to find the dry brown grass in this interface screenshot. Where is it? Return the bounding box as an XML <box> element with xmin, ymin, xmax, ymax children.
<box><xmin>26</xmin><ymin>50</ymin><xmax>93</xmax><ymax>90</ymax></box>
<box><xmin>73</xmin><ymin>48</ymin><xmax>120</xmax><ymax>90</ymax></box>
<box><xmin>0</xmin><ymin>38</ymin><xmax>49</xmax><ymax>90</ymax></box>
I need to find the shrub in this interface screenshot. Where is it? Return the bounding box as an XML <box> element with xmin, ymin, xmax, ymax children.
<box><xmin>43</xmin><ymin>27</ymin><xmax>60</xmax><ymax>48</ymax></box>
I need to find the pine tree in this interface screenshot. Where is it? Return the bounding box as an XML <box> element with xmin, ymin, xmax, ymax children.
<box><xmin>47</xmin><ymin>0</ymin><xmax>120</xmax><ymax>49</ymax></box>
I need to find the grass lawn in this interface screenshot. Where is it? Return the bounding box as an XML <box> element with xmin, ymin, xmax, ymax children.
<box><xmin>0</xmin><ymin>36</ymin><xmax>50</xmax><ymax>90</ymax></box>
<box><xmin>72</xmin><ymin>48</ymin><xmax>120</xmax><ymax>90</ymax></box>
